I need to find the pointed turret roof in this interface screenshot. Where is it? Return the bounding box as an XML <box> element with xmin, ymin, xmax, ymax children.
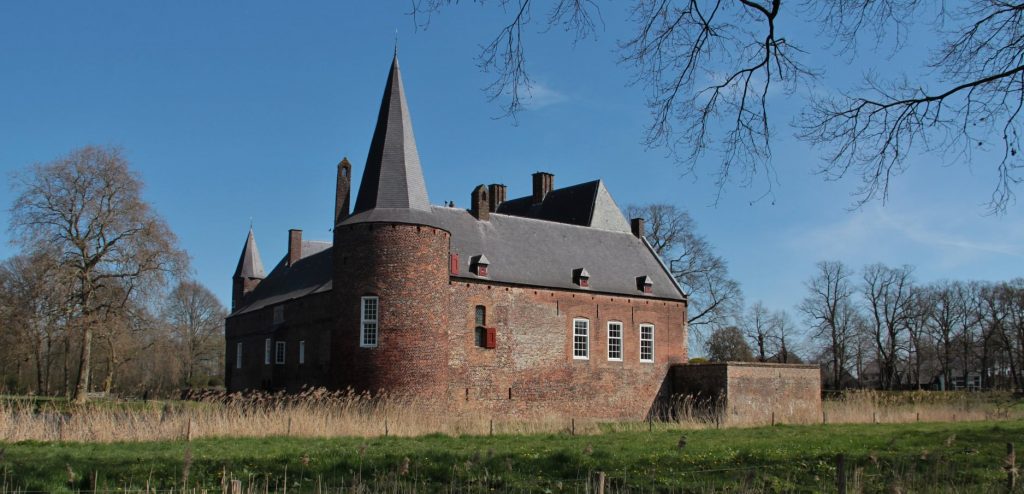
<box><xmin>233</xmin><ymin>227</ymin><xmax>265</xmax><ymax>279</ymax></box>
<box><xmin>353</xmin><ymin>54</ymin><xmax>431</xmax><ymax>213</ymax></box>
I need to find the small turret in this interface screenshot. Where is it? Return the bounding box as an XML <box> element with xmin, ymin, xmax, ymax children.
<box><xmin>232</xmin><ymin>227</ymin><xmax>265</xmax><ymax>311</ymax></box>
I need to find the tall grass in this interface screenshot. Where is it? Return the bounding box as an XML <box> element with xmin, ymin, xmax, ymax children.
<box><xmin>0</xmin><ymin>388</ymin><xmax>1019</xmax><ymax>443</ymax></box>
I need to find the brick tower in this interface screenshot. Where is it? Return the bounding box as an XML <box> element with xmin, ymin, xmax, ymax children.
<box><xmin>332</xmin><ymin>55</ymin><xmax>451</xmax><ymax>401</ymax></box>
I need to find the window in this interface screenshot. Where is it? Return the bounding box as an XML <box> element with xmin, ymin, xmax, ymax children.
<box><xmin>607</xmin><ymin>322</ymin><xmax>623</xmax><ymax>361</ymax></box>
<box><xmin>475</xmin><ymin>305</ymin><xmax>486</xmax><ymax>347</ymax></box>
<box><xmin>236</xmin><ymin>342</ymin><xmax>243</xmax><ymax>369</ymax></box>
<box><xmin>573</xmin><ymin>318</ymin><xmax>589</xmax><ymax>360</ymax></box>
<box><xmin>361</xmin><ymin>296</ymin><xmax>379</xmax><ymax>348</ymax></box>
<box><xmin>273</xmin><ymin>305</ymin><xmax>284</xmax><ymax>325</ymax></box>
<box><xmin>640</xmin><ymin>324</ymin><xmax>654</xmax><ymax>362</ymax></box>
<box><xmin>299</xmin><ymin>340</ymin><xmax>305</xmax><ymax>365</ymax></box>
<box><xmin>275</xmin><ymin>341</ymin><xmax>286</xmax><ymax>364</ymax></box>
<box><xmin>264</xmin><ymin>338</ymin><xmax>271</xmax><ymax>365</ymax></box>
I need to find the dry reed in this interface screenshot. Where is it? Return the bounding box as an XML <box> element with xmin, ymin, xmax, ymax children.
<box><xmin>0</xmin><ymin>388</ymin><xmax>1019</xmax><ymax>443</ymax></box>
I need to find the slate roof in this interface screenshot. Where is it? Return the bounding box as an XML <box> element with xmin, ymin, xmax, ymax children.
<box><xmin>496</xmin><ymin>180</ymin><xmax>631</xmax><ymax>233</ymax></box>
<box><xmin>232</xmin><ymin>241</ymin><xmax>332</xmax><ymax>315</ymax></box>
<box><xmin>233</xmin><ymin>228</ymin><xmax>265</xmax><ymax>279</ymax></box>
<box><xmin>352</xmin><ymin>55</ymin><xmax>430</xmax><ymax>213</ymax></box>
<box><xmin>339</xmin><ymin>206</ymin><xmax>686</xmax><ymax>301</ymax></box>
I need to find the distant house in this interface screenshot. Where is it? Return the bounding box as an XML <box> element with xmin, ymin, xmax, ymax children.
<box><xmin>223</xmin><ymin>55</ymin><xmax>688</xmax><ymax>419</ymax></box>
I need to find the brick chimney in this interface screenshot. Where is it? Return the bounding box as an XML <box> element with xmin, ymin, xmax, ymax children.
<box><xmin>532</xmin><ymin>172</ymin><xmax>554</xmax><ymax>204</ymax></box>
<box><xmin>470</xmin><ymin>184</ymin><xmax>490</xmax><ymax>221</ymax></box>
<box><xmin>488</xmin><ymin>184</ymin><xmax>507</xmax><ymax>211</ymax></box>
<box><xmin>288</xmin><ymin>229</ymin><xmax>302</xmax><ymax>266</ymax></box>
<box><xmin>335</xmin><ymin>158</ymin><xmax>352</xmax><ymax>226</ymax></box>
<box><xmin>630</xmin><ymin>218</ymin><xmax>645</xmax><ymax>238</ymax></box>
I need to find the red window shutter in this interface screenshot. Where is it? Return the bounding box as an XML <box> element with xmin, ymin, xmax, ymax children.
<box><xmin>485</xmin><ymin>327</ymin><xmax>497</xmax><ymax>349</ymax></box>
<box><xmin>478</xmin><ymin>265</ymin><xmax>488</xmax><ymax>277</ymax></box>
<box><xmin>450</xmin><ymin>253</ymin><xmax>459</xmax><ymax>275</ymax></box>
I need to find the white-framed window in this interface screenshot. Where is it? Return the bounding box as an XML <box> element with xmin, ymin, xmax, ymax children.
<box><xmin>275</xmin><ymin>341</ymin><xmax>286</xmax><ymax>364</ymax></box>
<box><xmin>236</xmin><ymin>342</ymin><xmax>243</xmax><ymax>369</ymax></box>
<box><xmin>640</xmin><ymin>324</ymin><xmax>654</xmax><ymax>362</ymax></box>
<box><xmin>361</xmin><ymin>296</ymin><xmax>379</xmax><ymax>348</ymax></box>
<box><xmin>607</xmin><ymin>322</ymin><xmax>623</xmax><ymax>361</ymax></box>
<box><xmin>273</xmin><ymin>305</ymin><xmax>284</xmax><ymax>325</ymax></box>
<box><xmin>264</xmin><ymin>338</ymin><xmax>271</xmax><ymax>365</ymax></box>
<box><xmin>299</xmin><ymin>340</ymin><xmax>306</xmax><ymax>365</ymax></box>
<box><xmin>573</xmin><ymin>318</ymin><xmax>589</xmax><ymax>360</ymax></box>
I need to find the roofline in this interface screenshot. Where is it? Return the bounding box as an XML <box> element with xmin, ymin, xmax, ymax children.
<box><xmin>227</xmin><ymin>286</ymin><xmax>334</xmax><ymax>319</ymax></box>
<box><xmin>640</xmin><ymin>236</ymin><xmax>688</xmax><ymax>301</ymax></box>
<box><xmin>451</xmin><ymin>276</ymin><xmax>687</xmax><ymax>304</ymax></box>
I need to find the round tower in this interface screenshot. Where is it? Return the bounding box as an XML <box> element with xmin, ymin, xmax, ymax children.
<box><xmin>333</xmin><ymin>222</ymin><xmax>451</xmax><ymax>402</ymax></box>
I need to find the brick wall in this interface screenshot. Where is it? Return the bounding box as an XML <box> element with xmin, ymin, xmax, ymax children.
<box><xmin>446</xmin><ymin>280</ymin><xmax>687</xmax><ymax>420</ymax></box>
<box><xmin>332</xmin><ymin>223</ymin><xmax>451</xmax><ymax>406</ymax></box>
<box><xmin>224</xmin><ymin>291</ymin><xmax>334</xmax><ymax>392</ymax></box>
<box><xmin>671</xmin><ymin>362</ymin><xmax>822</xmax><ymax>425</ymax></box>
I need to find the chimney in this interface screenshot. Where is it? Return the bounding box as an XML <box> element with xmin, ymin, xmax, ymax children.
<box><xmin>470</xmin><ymin>185</ymin><xmax>490</xmax><ymax>221</ymax></box>
<box><xmin>288</xmin><ymin>229</ymin><xmax>302</xmax><ymax>266</ymax></box>
<box><xmin>630</xmin><ymin>218</ymin><xmax>645</xmax><ymax>238</ymax></box>
<box><xmin>488</xmin><ymin>184</ymin><xmax>507</xmax><ymax>211</ymax></box>
<box><xmin>335</xmin><ymin>158</ymin><xmax>352</xmax><ymax>225</ymax></box>
<box><xmin>532</xmin><ymin>172</ymin><xmax>554</xmax><ymax>204</ymax></box>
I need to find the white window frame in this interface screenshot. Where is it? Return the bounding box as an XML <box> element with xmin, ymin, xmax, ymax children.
<box><xmin>572</xmin><ymin>318</ymin><xmax>590</xmax><ymax>360</ymax></box>
<box><xmin>275</xmin><ymin>341</ymin><xmax>286</xmax><ymax>365</ymax></box>
<box><xmin>236</xmin><ymin>342</ymin><xmax>243</xmax><ymax>369</ymax></box>
<box><xmin>299</xmin><ymin>340</ymin><xmax>306</xmax><ymax>365</ymax></box>
<box><xmin>640</xmin><ymin>324</ymin><xmax>654</xmax><ymax>363</ymax></box>
<box><xmin>264</xmin><ymin>338</ymin><xmax>271</xmax><ymax>365</ymax></box>
<box><xmin>361</xmin><ymin>296</ymin><xmax>379</xmax><ymax>348</ymax></box>
<box><xmin>607</xmin><ymin>321</ymin><xmax>623</xmax><ymax>361</ymax></box>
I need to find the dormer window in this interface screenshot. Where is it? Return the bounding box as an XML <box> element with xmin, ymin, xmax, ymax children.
<box><xmin>471</xmin><ymin>254</ymin><xmax>490</xmax><ymax>277</ymax></box>
<box><xmin>636</xmin><ymin>275</ymin><xmax>653</xmax><ymax>294</ymax></box>
<box><xmin>573</xmin><ymin>268</ymin><xmax>590</xmax><ymax>288</ymax></box>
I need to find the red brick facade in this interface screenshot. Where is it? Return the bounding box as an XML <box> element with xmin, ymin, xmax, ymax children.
<box><xmin>225</xmin><ymin>222</ymin><xmax>688</xmax><ymax>419</ymax></box>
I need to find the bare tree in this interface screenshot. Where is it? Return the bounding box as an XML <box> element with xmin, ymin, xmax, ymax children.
<box><xmin>163</xmin><ymin>281</ymin><xmax>227</xmax><ymax>388</ymax></box>
<box><xmin>769</xmin><ymin>308</ymin><xmax>801</xmax><ymax>363</ymax></box>
<box><xmin>799</xmin><ymin>260</ymin><xmax>856</xmax><ymax>389</ymax></box>
<box><xmin>742</xmin><ymin>301</ymin><xmax>773</xmax><ymax>362</ymax></box>
<box><xmin>0</xmin><ymin>249</ymin><xmax>71</xmax><ymax>395</ymax></box>
<box><xmin>861</xmin><ymin>263</ymin><xmax>916</xmax><ymax>389</ymax></box>
<box><xmin>626</xmin><ymin>204</ymin><xmax>743</xmax><ymax>339</ymax></box>
<box><xmin>413</xmin><ymin>1</ymin><xmax>1022</xmax><ymax>211</ymax></box>
<box><xmin>9</xmin><ymin>146</ymin><xmax>187</xmax><ymax>402</ymax></box>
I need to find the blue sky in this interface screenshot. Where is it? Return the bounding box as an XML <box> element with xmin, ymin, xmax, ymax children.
<box><xmin>1</xmin><ymin>2</ymin><xmax>1021</xmax><ymax>349</ymax></box>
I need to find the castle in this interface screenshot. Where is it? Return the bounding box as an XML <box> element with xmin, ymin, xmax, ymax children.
<box><xmin>224</xmin><ymin>55</ymin><xmax>689</xmax><ymax>419</ymax></box>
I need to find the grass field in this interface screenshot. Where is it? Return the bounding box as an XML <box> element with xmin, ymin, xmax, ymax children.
<box><xmin>2</xmin><ymin>420</ymin><xmax>1022</xmax><ymax>493</ymax></box>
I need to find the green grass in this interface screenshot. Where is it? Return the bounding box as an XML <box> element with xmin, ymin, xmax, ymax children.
<box><xmin>2</xmin><ymin>420</ymin><xmax>1021</xmax><ymax>493</ymax></box>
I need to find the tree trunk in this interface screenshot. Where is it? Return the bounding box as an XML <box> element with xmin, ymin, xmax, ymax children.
<box><xmin>73</xmin><ymin>323</ymin><xmax>93</xmax><ymax>404</ymax></box>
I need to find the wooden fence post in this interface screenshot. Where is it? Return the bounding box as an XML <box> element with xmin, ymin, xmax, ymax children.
<box><xmin>593</xmin><ymin>471</ymin><xmax>606</xmax><ymax>494</ymax></box>
<box><xmin>490</xmin><ymin>419</ymin><xmax>494</xmax><ymax>436</ymax></box>
<box><xmin>384</xmin><ymin>418</ymin><xmax>388</xmax><ymax>437</ymax></box>
<box><xmin>571</xmin><ymin>418</ymin><xmax>575</xmax><ymax>436</ymax></box>
<box><xmin>1008</xmin><ymin>442</ymin><xmax>1017</xmax><ymax>492</ymax></box>
<box><xmin>287</xmin><ymin>417</ymin><xmax>292</xmax><ymax>437</ymax></box>
<box><xmin>230</xmin><ymin>479</ymin><xmax>242</xmax><ymax>494</ymax></box>
<box><xmin>836</xmin><ymin>454</ymin><xmax>846</xmax><ymax>494</ymax></box>
<box><xmin>186</xmin><ymin>417</ymin><xmax>193</xmax><ymax>442</ymax></box>
<box><xmin>771</xmin><ymin>412</ymin><xmax>775</xmax><ymax>426</ymax></box>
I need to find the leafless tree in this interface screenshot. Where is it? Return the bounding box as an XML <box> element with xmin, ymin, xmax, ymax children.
<box><xmin>741</xmin><ymin>301</ymin><xmax>773</xmax><ymax>362</ymax></box>
<box><xmin>861</xmin><ymin>263</ymin><xmax>916</xmax><ymax>389</ymax></box>
<box><xmin>626</xmin><ymin>204</ymin><xmax>743</xmax><ymax>339</ymax></box>
<box><xmin>413</xmin><ymin>1</ymin><xmax>1022</xmax><ymax>211</ymax></box>
<box><xmin>769</xmin><ymin>308</ymin><xmax>801</xmax><ymax>363</ymax></box>
<box><xmin>9</xmin><ymin>146</ymin><xmax>187</xmax><ymax>402</ymax></box>
<box><xmin>799</xmin><ymin>260</ymin><xmax>856</xmax><ymax>389</ymax></box>
<box><xmin>163</xmin><ymin>281</ymin><xmax>227</xmax><ymax>388</ymax></box>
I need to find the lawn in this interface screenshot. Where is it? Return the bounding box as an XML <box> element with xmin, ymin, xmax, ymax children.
<box><xmin>1</xmin><ymin>420</ymin><xmax>1020</xmax><ymax>493</ymax></box>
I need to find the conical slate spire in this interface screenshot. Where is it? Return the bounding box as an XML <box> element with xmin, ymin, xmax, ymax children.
<box><xmin>233</xmin><ymin>227</ymin><xmax>265</xmax><ymax>279</ymax></box>
<box><xmin>353</xmin><ymin>55</ymin><xmax>431</xmax><ymax>213</ymax></box>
